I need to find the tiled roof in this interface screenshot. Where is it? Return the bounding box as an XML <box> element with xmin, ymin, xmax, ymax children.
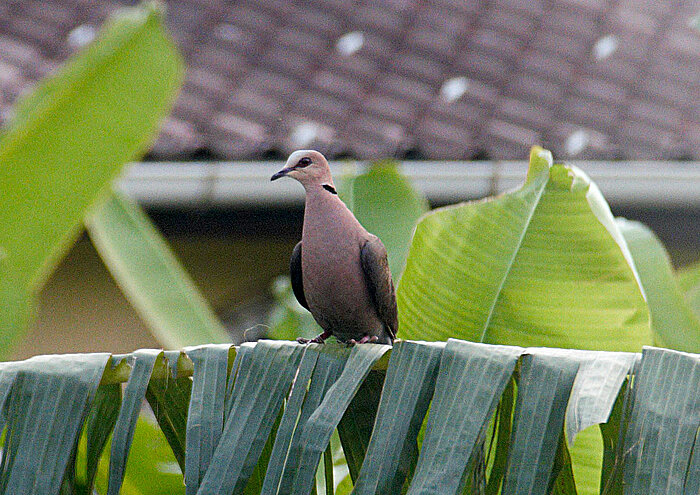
<box><xmin>0</xmin><ymin>0</ymin><xmax>698</xmax><ymax>160</ymax></box>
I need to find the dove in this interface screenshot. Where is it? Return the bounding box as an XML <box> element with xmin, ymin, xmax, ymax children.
<box><xmin>271</xmin><ymin>150</ymin><xmax>397</xmax><ymax>345</ymax></box>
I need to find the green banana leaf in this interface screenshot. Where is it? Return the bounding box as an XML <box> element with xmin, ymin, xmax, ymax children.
<box><xmin>398</xmin><ymin>147</ymin><xmax>650</xmax><ymax>350</ymax></box>
<box><xmin>622</xmin><ymin>347</ymin><xmax>700</xmax><ymax>494</ymax></box>
<box><xmin>85</xmin><ymin>192</ymin><xmax>230</xmax><ymax>348</ymax></box>
<box><xmin>0</xmin><ymin>2</ymin><xmax>182</xmax><ymax>355</ymax></box>
<box><xmin>617</xmin><ymin>218</ymin><xmax>700</xmax><ymax>352</ymax></box>
<box><xmin>397</xmin><ymin>147</ymin><xmax>653</xmax><ymax>494</ymax></box>
<box><xmin>0</xmin><ymin>341</ymin><xmax>698</xmax><ymax>494</ymax></box>
<box><xmin>677</xmin><ymin>260</ymin><xmax>700</xmax><ymax>319</ymax></box>
<box><xmin>93</xmin><ymin>417</ymin><xmax>186</xmax><ymax>495</ymax></box>
<box><xmin>501</xmin><ymin>352</ymin><xmax>578</xmax><ymax>495</ymax></box>
<box><xmin>350</xmin><ymin>163</ymin><xmax>429</xmax><ymax>279</ymax></box>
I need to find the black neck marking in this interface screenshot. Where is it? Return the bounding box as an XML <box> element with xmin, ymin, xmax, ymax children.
<box><xmin>322</xmin><ymin>184</ymin><xmax>337</xmax><ymax>194</ymax></box>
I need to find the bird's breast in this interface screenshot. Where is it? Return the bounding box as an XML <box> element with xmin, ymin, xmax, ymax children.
<box><xmin>300</xmin><ymin>197</ymin><xmax>379</xmax><ymax>336</ymax></box>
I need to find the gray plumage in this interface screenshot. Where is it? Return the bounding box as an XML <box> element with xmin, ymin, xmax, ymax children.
<box><xmin>272</xmin><ymin>150</ymin><xmax>397</xmax><ymax>345</ymax></box>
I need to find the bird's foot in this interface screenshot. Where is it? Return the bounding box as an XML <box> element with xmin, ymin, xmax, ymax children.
<box><xmin>297</xmin><ymin>331</ymin><xmax>332</xmax><ymax>345</ymax></box>
<box><xmin>347</xmin><ymin>335</ymin><xmax>379</xmax><ymax>345</ymax></box>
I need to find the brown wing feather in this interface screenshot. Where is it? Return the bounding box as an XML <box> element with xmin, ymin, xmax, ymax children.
<box><xmin>290</xmin><ymin>241</ymin><xmax>309</xmax><ymax>310</ymax></box>
<box><xmin>360</xmin><ymin>236</ymin><xmax>398</xmax><ymax>340</ymax></box>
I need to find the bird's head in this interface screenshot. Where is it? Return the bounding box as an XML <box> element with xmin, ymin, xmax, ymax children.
<box><xmin>271</xmin><ymin>150</ymin><xmax>334</xmax><ymax>189</ymax></box>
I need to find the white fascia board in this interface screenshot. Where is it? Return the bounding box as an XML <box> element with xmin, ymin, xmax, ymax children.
<box><xmin>117</xmin><ymin>161</ymin><xmax>700</xmax><ymax>208</ymax></box>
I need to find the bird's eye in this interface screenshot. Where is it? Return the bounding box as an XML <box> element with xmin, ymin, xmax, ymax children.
<box><xmin>297</xmin><ymin>157</ymin><xmax>312</xmax><ymax>167</ymax></box>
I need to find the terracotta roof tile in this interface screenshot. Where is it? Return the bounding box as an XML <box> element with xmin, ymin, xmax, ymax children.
<box><xmin>496</xmin><ymin>97</ymin><xmax>554</xmax><ymax>130</ymax></box>
<box><xmin>225</xmin><ymin>88</ymin><xmax>284</xmax><ymax>124</ymax></box>
<box><xmin>565</xmin><ymin>95</ymin><xmax>623</xmax><ymax>128</ymax></box>
<box><xmin>239</xmin><ymin>69</ymin><xmax>300</xmax><ymax>98</ymax></box>
<box><xmin>291</xmin><ymin>90</ymin><xmax>352</xmax><ymax>122</ymax></box>
<box><xmin>471</xmin><ymin>29</ymin><xmax>522</xmax><ymax>60</ymax></box>
<box><xmin>378</xmin><ymin>72</ymin><xmax>435</xmax><ymax>104</ymax></box>
<box><xmin>0</xmin><ymin>0</ymin><xmax>697</xmax><ymax>160</ymax></box>
<box><xmin>531</xmin><ymin>31</ymin><xmax>588</xmax><ymax>62</ymax></box>
<box><xmin>361</xmin><ymin>94</ymin><xmax>417</xmax><ymax>126</ymax></box>
<box><xmin>456</xmin><ymin>51</ymin><xmax>512</xmax><ymax>84</ymax></box>
<box><xmin>391</xmin><ymin>51</ymin><xmax>446</xmax><ymax>85</ymax></box>
<box><xmin>507</xmin><ymin>74</ymin><xmax>564</xmax><ymax>107</ymax></box>
<box><xmin>520</xmin><ymin>51</ymin><xmax>576</xmax><ymax>84</ymax></box>
<box><xmin>559</xmin><ymin>0</ymin><xmax>607</xmax><ymax>12</ymax></box>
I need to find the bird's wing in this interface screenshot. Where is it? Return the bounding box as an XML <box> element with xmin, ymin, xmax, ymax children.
<box><xmin>290</xmin><ymin>241</ymin><xmax>309</xmax><ymax>310</ymax></box>
<box><xmin>360</xmin><ymin>236</ymin><xmax>398</xmax><ymax>339</ymax></box>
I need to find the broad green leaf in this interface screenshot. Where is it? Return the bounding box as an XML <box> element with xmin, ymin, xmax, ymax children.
<box><xmin>561</xmin><ymin>350</ymin><xmax>636</xmax><ymax>494</ymax></box>
<box><xmin>352</xmin><ymin>163</ymin><xmax>429</xmax><ymax>278</ymax></box>
<box><xmin>94</xmin><ymin>416</ymin><xmax>186</xmax><ymax>495</ymax></box>
<box><xmin>226</xmin><ymin>343</ymin><xmax>254</xmax><ymax>411</ymax></box>
<box><xmin>276</xmin><ymin>347</ymin><xmax>348</xmax><ymax>495</ymax></box>
<box><xmin>0</xmin><ymin>3</ymin><xmax>182</xmax><ymax>353</ymax></box>
<box><xmin>529</xmin><ymin>348</ymin><xmax>637</xmax><ymax>444</ymax></box>
<box><xmin>599</xmin><ymin>376</ymin><xmax>635</xmax><ymax>495</ymax></box>
<box><xmin>407</xmin><ymin>340</ymin><xmax>522</xmax><ymax>495</ymax></box>
<box><xmin>685</xmin><ymin>435</ymin><xmax>700</xmax><ymax>495</ymax></box>
<box><xmin>0</xmin><ymin>367</ymin><xmax>19</xmax><ymax>432</ymax></box>
<box><xmin>287</xmin><ymin>345</ymin><xmax>390</xmax><ymax>495</ymax></box>
<box><xmin>550</xmin><ymin>433</ymin><xmax>578</xmax><ymax>495</ymax></box>
<box><xmin>0</xmin><ymin>353</ymin><xmax>110</xmax><ymax>494</ymax></box>
<box><xmin>398</xmin><ymin>147</ymin><xmax>651</xmax><ymax>494</ymax></box>
<box><xmin>83</xmin><ymin>383</ymin><xmax>122</xmax><ymax>494</ymax></box>
<box><xmin>398</xmin><ymin>146</ymin><xmax>651</xmax><ymax>351</ymax></box>
<box><xmin>183</xmin><ymin>344</ymin><xmax>233</xmax><ymax>494</ymax></box>
<box><xmin>485</xmin><ymin>378</ymin><xmax>515</xmax><ymax>495</ymax></box>
<box><xmin>677</xmin><ymin>260</ymin><xmax>700</xmax><ymax>320</ymax></box>
<box><xmin>501</xmin><ymin>352</ymin><xmax>579</xmax><ymax>495</ymax></box>
<box><xmin>86</xmin><ymin>192</ymin><xmax>230</xmax><ymax>348</ymax></box>
<box><xmin>107</xmin><ymin>350</ymin><xmax>162</xmax><ymax>495</ymax></box>
<box><xmin>337</xmin><ymin>370</ymin><xmax>385</xmax><ymax>482</ymax></box>
<box><xmin>617</xmin><ymin>218</ymin><xmax>700</xmax><ymax>352</ymax></box>
<box><xmin>514</xmin><ymin>348</ymin><xmax>635</xmax><ymax>495</ymax></box>
<box><xmin>677</xmin><ymin>259</ymin><xmax>700</xmax><ymax>293</ymax></box>
<box><xmin>323</xmin><ymin>444</ymin><xmax>334</xmax><ymax>495</ymax></box>
<box><xmin>245</xmin><ymin>409</ymin><xmax>283</xmax><ymax>495</ymax></box>
<box><xmin>350</xmin><ymin>341</ymin><xmax>443</xmax><ymax>495</ymax></box>
<box><xmin>145</xmin><ymin>351</ymin><xmax>192</xmax><ymax>472</ymax></box>
<box><xmin>198</xmin><ymin>341</ymin><xmax>304</xmax><ymax>494</ymax></box>
<box><xmin>622</xmin><ymin>347</ymin><xmax>700</xmax><ymax>494</ymax></box>
<box><xmin>332</xmin><ymin>433</ymin><xmax>354</xmax><ymax>495</ymax></box>
<box><xmin>261</xmin><ymin>349</ymin><xmax>320</xmax><ymax>495</ymax></box>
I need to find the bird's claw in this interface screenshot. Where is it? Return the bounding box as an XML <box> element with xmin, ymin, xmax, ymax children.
<box><xmin>297</xmin><ymin>331</ymin><xmax>331</xmax><ymax>345</ymax></box>
<box><xmin>347</xmin><ymin>335</ymin><xmax>379</xmax><ymax>345</ymax></box>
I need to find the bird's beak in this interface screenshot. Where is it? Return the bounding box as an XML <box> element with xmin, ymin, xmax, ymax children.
<box><xmin>271</xmin><ymin>167</ymin><xmax>292</xmax><ymax>181</ymax></box>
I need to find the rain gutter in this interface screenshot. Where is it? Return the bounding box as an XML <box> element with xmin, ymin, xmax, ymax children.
<box><xmin>117</xmin><ymin>161</ymin><xmax>700</xmax><ymax>209</ymax></box>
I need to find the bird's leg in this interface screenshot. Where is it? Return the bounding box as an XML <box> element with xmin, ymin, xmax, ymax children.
<box><xmin>297</xmin><ymin>331</ymin><xmax>332</xmax><ymax>344</ymax></box>
<box><xmin>347</xmin><ymin>335</ymin><xmax>379</xmax><ymax>345</ymax></box>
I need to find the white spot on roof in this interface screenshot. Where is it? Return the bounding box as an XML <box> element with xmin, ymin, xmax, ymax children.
<box><xmin>336</xmin><ymin>31</ymin><xmax>364</xmax><ymax>56</ymax></box>
<box><xmin>67</xmin><ymin>24</ymin><xmax>96</xmax><ymax>48</ymax></box>
<box><xmin>593</xmin><ymin>35</ymin><xmax>618</xmax><ymax>61</ymax></box>
<box><xmin>289</xmin><ymin>122</ymin><xmax>320</xmax><ymax>148</ymax></box>
<box><xmin>214</xmin><ymin>23</ymin><xmax>243</xmax><ymax>42</ymax></box>
<box><xmin>440</xmin><ymin>76</ymin><xmax>470</xmax><ymax>103</ymax></box>
<box><xmin>566</xmin><ymin>129</ymin><xmax>589</xmax><ymax>155</ymax></box>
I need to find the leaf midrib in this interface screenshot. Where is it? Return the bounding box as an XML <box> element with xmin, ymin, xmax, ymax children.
<box><xmin>479</xmin><ymin>181</ymin><xmax>549</xmax><ymax>343</ymax></box>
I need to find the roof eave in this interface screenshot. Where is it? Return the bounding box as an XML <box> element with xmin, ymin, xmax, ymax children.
<box><xmin>118</xmin><ymin>161</ymin><xmax>700</xmax><ymax>209</ymax></box>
